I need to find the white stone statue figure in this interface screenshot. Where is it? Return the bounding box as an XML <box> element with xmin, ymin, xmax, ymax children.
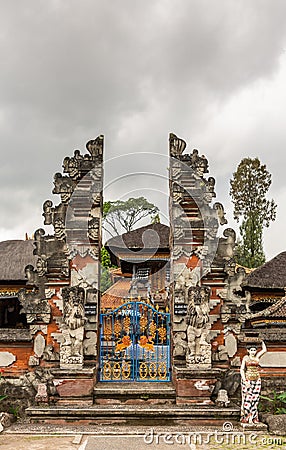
<box><xmin>240</xmin><ymin>341</ymin><xmax>267</xmax><ymax>424</ymax></box>
<box><xmin>186</xmin><ymin>286</ymin><xmax>211</xmax><ymax>367</ymax></box>
<box><xmin>61</xmin><ymin>287</ymin><xmax>85</xmax><ymax>366</ymax></box>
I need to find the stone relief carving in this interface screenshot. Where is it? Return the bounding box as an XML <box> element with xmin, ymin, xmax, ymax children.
<box><xmin>218</xmin><ymin>264</ymin><xmax>249</xmax><ymax>330</ymax></box>
<box><xmin>175</xmin><ymin>265</ymin><xmax>201</xmax><ymax>292</ymax></box>
<box><xmin>42</xmin><ymin>344</ymin><xmax>60</xmax><ymax>361</ymax></box>
<box><xmin>186</xmin><ymin>148</ymin><xmax>209</xmax><ymax>176</ymax></box>
<box><xmin>186</xmin><ymin>286</ymin><xmax>212</xmax><ymax>368</ymax></box>
<box><xmin>173</xmin><ymin>332</ymin><xmax>188</xmax><ymax>356</ymax></box>
<box><xmin>18</xmin><ymin>284</ymin><xmax>51</xmax><ymax>324</ymax></box>
<box><xmin>60</xmin><ymin>286</ymin><xmax>86</xmax><ymax>368</ymax></box>
<box><xmin>88</xmin><ymin>217</ymin><xmax>100</xmax><ymax>241</ymax></box>
<box><xmin>83</xmin><ymin>331</ymin><xmax>97</xmax><ymax>356</ymax></box>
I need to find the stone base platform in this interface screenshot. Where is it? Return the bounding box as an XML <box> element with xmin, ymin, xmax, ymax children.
<box><xmin>94</xmin><ymin>382</ymin><xmax>176</xmax><ymax>405</ymax></box>
<box><xmin>26</xmin><ymin>403</ymin><xmax>240</xmax><ymax>426</ymax></box>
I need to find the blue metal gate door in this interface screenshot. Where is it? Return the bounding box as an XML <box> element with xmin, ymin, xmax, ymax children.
<box><xmin>100</xmin><ymin>301</ymin><xmax>171</xmax><ymax>382</ymax></box>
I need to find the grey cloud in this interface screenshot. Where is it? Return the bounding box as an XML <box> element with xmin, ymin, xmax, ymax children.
<box><xmin>0</xmin><ymin>0</ymin><xmax>286</xmax><ymax>258</ymax></box>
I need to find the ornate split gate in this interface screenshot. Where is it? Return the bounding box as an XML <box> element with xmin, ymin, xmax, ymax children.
<box><xmin>99</xmin><ymin>301</ymin><xmax>171</xmax><ymax>382</ymax></box>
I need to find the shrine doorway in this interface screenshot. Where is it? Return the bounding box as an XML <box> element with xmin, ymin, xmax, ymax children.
<box><xmin>99</xmin><ymin>301</ymin><xmax>171</xmax><ymax>382</ymax></box>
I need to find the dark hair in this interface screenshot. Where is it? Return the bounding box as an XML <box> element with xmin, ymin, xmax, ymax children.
<box><xmin>246</xmin><ymin>344</ymin><xmax>257</xmax><ymax>350</ymax></box>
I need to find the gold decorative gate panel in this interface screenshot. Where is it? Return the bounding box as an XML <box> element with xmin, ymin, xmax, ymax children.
<box><xmin>100</xmin><ymin>302</ymin><xmax>171</xmax><ymax>382</ymax></box>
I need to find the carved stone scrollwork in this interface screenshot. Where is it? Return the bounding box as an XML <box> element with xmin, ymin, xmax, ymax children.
<box><xmin>88</xmin><ymin>217</ymin><xmax>100</xmax><ymax>241</ymax></box>
<box><xmin>217</xmin><ymin>228</ymin><xmax>236</xmax><ymax>260</ymax></box>
<box><xmin>172</xmin><ymin>182</ymin><xmax>185</xmax><ymax>204</ymax></box>
<box><xmin>43</xmin><ymin>201</ymin><xmax>68</xmax><ymax>237</ymax></box>
<box><xmin>171</xmin><ymin>161</ymin><xmax>182</xmax><ymax>181</ymax></box>
<box><xmin>42</xmin><ymin>200</ymin><xmax>53</xmax><ymax>225</ymax></box>
<box><xmin>203</xmin><ymin>177</ymin><xmax>216</xmax><ymax>203</ymax></box>
<box><xmin>213</xmin><ymin>202</ymin><xmax>227</xmax><ymax>225</ymax></box>
<box><xmin>86</xmin><ymin>135</ymin><xmax>104</xmax><ymax>160</ymax></box>
<box><xmin>33</xmin><ymin>229</ymin><xmax>47</xmax><ymax>257</ymax></box>
<box><xmin>33</xmin><ymin>228</ymin><xmax>67</xmax><ymax>260</ymax></box>
<box><xmin>220</xmin><ymin>304</ymin><xmax>232</xmax><ymax>323</ymax></box>
<box><xmin>25</xmin><ymin>264</ymin><xmax>42</xmax><ymax>286</ymax></box>
<box><xmin>189</xmin><ymin>149</ymin><xmax>209</xmax><ymax>176</ymax></box>
<box><xmin>205</xmin><ymin>216</ymin><xmax>219</xmax><ymax>240</ymax></box>
<box><xmin>52</xmin><ymin>173</ymin><xmax>75</xmax><ymax>204</ymax></box>
<box><xmin>169</xmin><ymin>133</ymin><xmax>187</xmax><ymax>158</ymax></box>
<box><xmin>60</xmin><ymin>286</ymin><xmax>86</xmax><ymax>368</ymax></box>
<box><xmin>35</xmin><ymin>257</ymin><xmax>48</xmax><ymax>277</ymax></box>
<box><xmin>174</xmin><ymin>224</ymin><xmax>185</xmax><ymax>240</ymax></box>
<box><xmin>18</xmin><ymin>286</ymin><xmax>51</xmax><ymax>324</ymax></box>
<box><xmin>63</xmin><ymin>149</ymin><xmax>84</xmax><ymax>180</ymax></box>
<box><xmin>54</xmin><ymin>218</ymin><xmax>66</xmax><ymax>240</ymax></box>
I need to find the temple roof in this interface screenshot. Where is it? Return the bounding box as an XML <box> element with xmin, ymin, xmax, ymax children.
<box><xmin>243</xmin><ymin>251</ymin><xmax>286</xmax><ymax>289</ymax></box>
<box><xmin>105</xmin><ymin>223</ymin><xmax>170</xmax><ymax>250</ymax></box>
<box><xmin>101</xmin><ymin>278</ymin><xmax>131</xmax><ymax>310</ymax></box>
<box><xmin>0</xmin><ymin>240</ymin><xmax>37</xmax><ymax>281</ymax></box>
<box><xmin>249</xmin><ymin>296</ymin><xmax>286</xmax><ymax>319</ymax></box>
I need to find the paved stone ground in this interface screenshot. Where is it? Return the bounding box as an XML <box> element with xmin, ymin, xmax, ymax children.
<box><xmin>0</xmin><ymin>424</ymin><xmax>285</xmax><ymax>450</ymax></box>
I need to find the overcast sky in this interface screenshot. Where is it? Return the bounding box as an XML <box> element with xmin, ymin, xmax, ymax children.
<box><xmin>1</xmin><ymin>0</ymin><xmax>286</xmax><ymax>260</ymax></box>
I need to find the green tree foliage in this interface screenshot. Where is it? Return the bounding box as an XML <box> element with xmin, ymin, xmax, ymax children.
<box><xmin>151</xmin><ymin>213</ymin><xmax>161</xmax><ymax>224</ymax></box>
<box><xmin>101</xmin><ymin>246</ymin><xmax>112</xmax><ymax>268</ymax></box>
<box><xmin>100</xmin><ymin>246</ymin><xmax>113</xmax><ymax>293</ymax></box>
<box><xmin>103</xmin><ymin>197</ymin><xmax>159</xmax><ymax>237</ymax></box>
<box><xmin>230</xmin><ymin>157</ymin><xmax>277</xmax><ymax>268</ymax></box>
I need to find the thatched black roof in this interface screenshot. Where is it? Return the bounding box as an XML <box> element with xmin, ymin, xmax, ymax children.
<box><xmin>106</xmin><ymin>223</ymin><xmax>170</xmax><ymax>250</ymax></box>
<box><xmin>0</xmin><ymin>240</ymin><xmax>37</xmax><ymax>281</ymax></box>
<box><xmin>243</xmin><ymin>251</ymin><xmax>286</xmax><ymax>289</ymax></box>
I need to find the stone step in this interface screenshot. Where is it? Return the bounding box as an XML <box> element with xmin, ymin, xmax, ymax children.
<box><xmin>26</xmin><ymin>404</ymin><xmax>241</xmax><ymax>426</ymax></box>
<box><xmin>94</xmin><ymin>382</ymin><xmax>176</xmax><ymax>405</ymax></box>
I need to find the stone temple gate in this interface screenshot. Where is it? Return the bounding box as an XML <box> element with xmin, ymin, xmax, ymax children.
<box><xmin>2</xmin><ymin>133</ymin><xmax>263</xmax><ymax>423</ymax></box>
